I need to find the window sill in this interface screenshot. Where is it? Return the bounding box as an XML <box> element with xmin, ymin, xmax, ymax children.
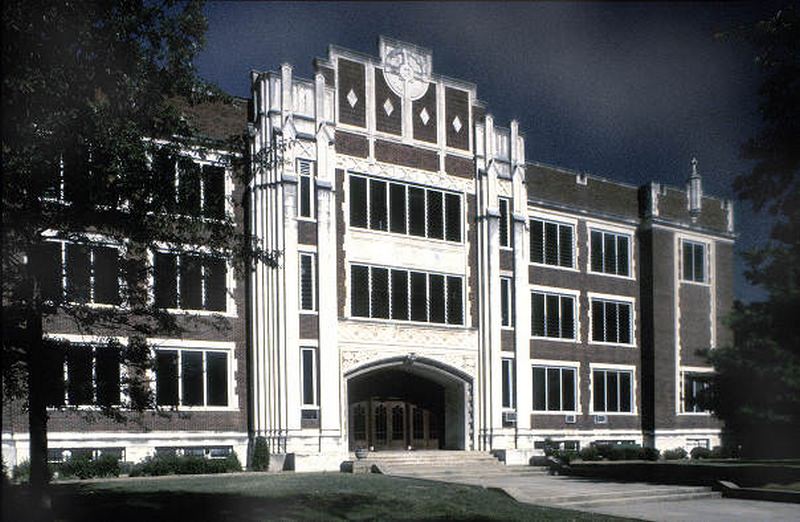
<box><xmin>531</xmin><ymin>336</ymin><xmax>579</xmax><ymax>344</ymax></box>
<box><xmin>299</xmin><ymin>310</ymin><xmax>319</xmax><ymax>315</ymax></box>
<box><xmin>296</xmin><ymin>216</ymin><xmax>317</xmax><ymax>223</ymax></box>
<box><xmin>532</xmin><ymin>410</ymin><xmax>582</xmax><ymax>416</ymax></box>
<box><xmin>350</xmin><ymin>226</ymin><xmax>464</xmax><ymax>247</ymax></box>
<box><xmin>529</xmin><ymin>262</ymin><xmax>579</xmax><ymax>273</ymax></box>
<box><xmin>165</xmin><ymin>308</ymin><xmax>237</xmax><ymax>319</ymax></box>
<box><xmin>587</xmin><ymin>270</ymin><xmax>636</xmax><ymax>282</ymax></box>
<box><xmin>677</xmin><ymin>412</ymin><xmax>712</xmax><ymax>417</ymax></box>
<box><xmin>154</xmin><ymin>406</ymin><xmax>239</xmax><ymax>412</ymax></box>
<box><xmin>589</xmin><ymin>411</ymin><xmax>637</xmax><ymax>416</ymax></box>
<box><xmin>680</xmin><ymin>279</ymin><xmax>711</xmax><ymax>287</ymax></box>
<box><xmin>499</xmin><ymin>246</ymin><xmax>514</xmax><ymax>252</ymax></box>
<box><xmin>501</xmin><ymin>326</ymin><xmax>515</xmax><ymax>331</ymax></box>
<box><xmin>588</xmin><ymin>341</ymin><xmax>637</xmax><ymax>348</ymax></box>
<box><xmin>346</xmin><ymin>316</ymin><xmax>469</xmax><ymax>330</ymax></box>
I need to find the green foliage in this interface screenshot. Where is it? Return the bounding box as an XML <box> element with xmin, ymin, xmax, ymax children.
<box><xmin>690</xmin><ymin>447</ymin><xmax>712</xmax><ymax>460</ymax></box>
<box><xmin>663</xmin><ymin>448</ymin><xmax>688</xmax><ymax>460</ymax></box>
<box><xmin>251</xmin><ymin>436</ymin><xmax>270</xmax><ymax>471</ymax></box>
<box><xmin>578</xmin><ymin>446</ymin><xmax>602</xmax><ymax>461</ymax></box>
<box><xmin>59</xmin><ymin>453</ymin><xmax>120</xmax><ymax>480</ymax></box>
<box><xmin>589</xmin><ymin>444</ymin><xmax>659</xmax><ymax>461</ymax></box>
<box><xmin>128</xmin><ymin>453</ymin><xmax>241</xmax><ymax>477</ymax></box>
<box><xmin>12</xmin><ymin>460</ymin><xmax>30</xmax><ymax>483</ymax></box>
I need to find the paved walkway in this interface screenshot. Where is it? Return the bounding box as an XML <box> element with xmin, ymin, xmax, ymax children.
<box><xmin>588</xmin><ymin>496</ymin><xmax>800</xmax><ymax>522</ymax></box>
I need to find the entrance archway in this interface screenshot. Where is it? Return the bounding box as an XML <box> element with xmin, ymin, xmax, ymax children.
<box><xmin>345</xmin><ymin>356</ymin><xmax>471</xmax><ymax>451</ymax></box>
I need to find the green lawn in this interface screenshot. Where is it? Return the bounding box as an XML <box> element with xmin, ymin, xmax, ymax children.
<box><xmin>3</xmin><ymin>472</ymin><xmax>635</xmax><ymax>521</ymax></box>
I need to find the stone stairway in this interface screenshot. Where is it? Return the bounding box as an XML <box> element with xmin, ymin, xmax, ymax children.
<box><xmin>358</xmin><ymin>450</ymin><xmax>720</xmax><ymax>510</ymax></box>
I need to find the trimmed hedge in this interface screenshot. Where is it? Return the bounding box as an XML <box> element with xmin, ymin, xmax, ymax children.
<box><xmin>663</xmin><ymin>448</ymin><xmax>688</xmax><ymax>460</ymax></box>
<box><xmin>59</xmin><ymin>454</ymin><xmax>120</xmax><ymax>479</ymax></box>
<box><xmin>128</xmin><ymin>453</ymin><xmax>241</xmax><ymax>477</ymax></box>
<box><xmin>251</xmin><ymin>437</ymin><xmax>270</xmax><ymax>471</ymax></box>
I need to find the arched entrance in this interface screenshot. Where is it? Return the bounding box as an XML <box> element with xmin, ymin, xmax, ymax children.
<box><xmin>345</xmin><ymin>356</ymin><xmax>471</xmax><ymax>451</ymax></box>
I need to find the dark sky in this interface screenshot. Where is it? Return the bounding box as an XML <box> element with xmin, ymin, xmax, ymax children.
<box><xmin>196</xmin><ymin>1</ymin><xmax>787</xmax><ymax>302</ymax></box>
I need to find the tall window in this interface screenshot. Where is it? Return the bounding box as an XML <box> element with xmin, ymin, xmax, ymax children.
<box><xmin>590</xmin><ymin>298</ymin><xmax>632</xmax><ymax>345</ymax></box>
<box><xmin>682</xmin><ymin>240</ymin><xmax>706</xmax><ymax>283</ymax></box>
<box><xmin>297</xmin><ymin>159</ymin><xmax>315</xmax><ymax>219</ymax></box>
<box><xmin>590</xmin><ymin>230</ymin><xmax>631</xmax><ymax>276</ymax></box>
<box><xmin>533</xmin><ymin>365</ymin><xmax>577</xmax><ymax>412</ymax></box>
<box><xmin>530</xmin><ymin>218</ymin><xmax>574</xmax><ymax>268</ymax></box>
<box><xmin>301</xmin><ymin>347</ymin><xmax>319</xmax><ymax>407</ymax></box>
<box><xmin>153</xmin><ymin>152</ymin><xmax>226</xmax><ymax>219</ymax></box>
<box><xmin>155</xmin><ymin>348</ymin><xmax>229</xmax><ymax>407</ymax></box>
<box><xmin>592</xmin><ymin>368</ymin><xmax>633</xmax><ymax>413</ymax></box>
<box><xmin>499</xmin><ymin>198</ymin><xmax>512</xmax><ymax>248</ymax></box>
<box><xmin>349</xmin><ymin>174</ymin><xmax>462</xmax><ymax>242</ymax></box>
<box><xmin>682</xmin><ymin>372</ymin><xmax>711</xmax><ymax>413</ymax></box>
<box><xmin>44</xmin><ymin>343</ymin><xmax>121</xmax><ymax>407</ymax></box>
<box><xmin>531</xmin><ymin>291</ymin><xmax>576</xmax><ymax>339</ymax></box>
<box><xmin>500</xmin><ymin>277</ymin><xmax>514</xmax><ymax>327</ymax></box>
<box><xmin>299</xmin><ymin>253</ymin><xmax>316</xmax><ymax>311</ymax></box>
<box><xmin>350</xmin><ymin>264</ymin><xmax>464</xmax><ymax>325</ymax></box>
<box><xmin>33</xmin><ymin>241</ymin><xmax>120</xmax><ymax>305</ymax></box>
<box><xmin>153</xmin><ymin>252</ymin><xmax>228</xmax><ymax>312</ymax></box>
<box><xmin>502</xmin><ymin>358</ymin><xmax>516</xmax><ymax>409</ymax></box>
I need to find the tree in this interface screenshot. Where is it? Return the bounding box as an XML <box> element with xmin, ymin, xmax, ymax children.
<box><xmin>706</xmin><ymin>6</ymin><xmax>800</xmax><ymax>458</ymax></box>
<box><xmin>2</xmin><ymin>1</ymin><xmax>275</xmax><ymax>516</ymax></box>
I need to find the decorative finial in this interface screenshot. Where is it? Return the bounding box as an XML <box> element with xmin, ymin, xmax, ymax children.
<box><xmin>688</xmin><ymin>156</ymin><xmax>702</xmax><ymax>218</ymax></box>
<box><xmin>691</xmin><ymin>157</ymin><xmax>699</xmax><ymax>179</ymax></box>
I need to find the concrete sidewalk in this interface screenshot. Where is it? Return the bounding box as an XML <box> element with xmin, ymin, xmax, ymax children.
<box><xmin>588</xmin><ymin>496</ymin><xmax>800</xmax><ymax>521</ymax></box>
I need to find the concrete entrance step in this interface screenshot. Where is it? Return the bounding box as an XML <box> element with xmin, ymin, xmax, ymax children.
<box><xmin>553</xmin><ymin>489</ymin><xmax>721</xmax><ymax>508</ymax></box>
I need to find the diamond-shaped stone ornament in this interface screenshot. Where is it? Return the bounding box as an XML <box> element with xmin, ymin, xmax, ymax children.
<box><xmin>347</xmin><ymin>89</ymin><xmax>358</xmax><ymax>108</ymax></box>
<box><xmin>452</xmin><ymin>115</ymin><xmax>462</xmax><ymax>133</ymax></box>
<box><xmin>383</xmin><ymin>98</ymin><xmax>394</xmax><ymax>116</ymax></box>
<box><xmin>419</xmin><ymin>107</ymin><xmax>430</xmax><ymax>125</ymax></box>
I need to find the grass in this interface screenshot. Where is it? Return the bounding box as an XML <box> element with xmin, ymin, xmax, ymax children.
<box><xmin>760</xmin><ymin>481</ymin><xmax>800</xmax><ymax>492</ymax></box>
<box><xmin>2</xmin><ymin>472</ymin><xmax>634</xmax><ymax>521</ymax></box>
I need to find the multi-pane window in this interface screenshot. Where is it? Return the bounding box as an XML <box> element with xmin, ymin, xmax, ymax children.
<box><xmin>502</xmin><ymin>358</ymin><xmax>516</xmax><ymax>409</ymax></box>
<box><xmin>350</xmin><ymin>264</ymin><xmax>464</xmax><ymax>325</ymax></box>
<box><xmin>153</xmin><ymin>252</ymin><xmax>227</xmax><ymax>312</ymax></box>
<box><xmin>590</xmin><ymin>298</ymin><xmax>632</xmax><ymax>345</ymax></box>
<box><xmin>681</xmin><ymin>240</ymin><xmax>706</xmax><ymax>283</ymax></box>
<box><xmin>301</xmin><ymin>347</ymin><xmax>318</xmax><ymax>407</ymax></box>
<box><xmin>590</xmin><ymin>230</ymin><xmax>631</xmax><ymax>276</ymax></box>
<box><xmin>44</xmin><ymin>148</ymin><xmax>120</xmax><ymax>207</ymax></box>
<box><xmin>33</xmin><ymin>241</ymin><xmax>120</xmax><ymax>305</ymax></box>
<box><xmin>299</xmin><ymin>253</ymin><xmax>316</xmax><ymax>311</ymax></box>
<box><xmin>500</xmin><ymin>277</ymin><xmax>514</xmax><ymax>327</ymax></box>
<box><xmin>533</xmin><ymin>366</ymin><xmax>577</xmax><ymax>412</ymax></box>
<box><xmin>530</xmin><ymin>218</ymin><xmax>574</xmax><ymax>268</ymax></box>
<box><xmin>153</xmin><ymin>151</ymin><xmax>226</xmax><ymax>219</ymax></box>
<box><xmin>44</xmin><ymin>343</ymin><xmax>121</xmax><ymax>407</ymax></box>
<box><xmin>155</xmin><ymin>348</ymin><xmax>229</xmax><ymax>407</ymax></box>
<box><xmin>682</xmin><ymin>372</ymin><xmax>711</xmax><ymax>413</ymax></box>
<box><xmin>349</xmin><ymin>174</ymin><xmax>462</xmax><ymax>242</ymax></box>
<box><xmin>592</xmin><ymin>368</ymin><xmax>633</xmax><ymax>413</ymax></box>
<box><xmin>499</xmin><ymin>198</ymin><xmax>512</xmax><ymax>248</ymax></box>
<box><xmin>297</xmin><ymin>159</ymin><xmax>315</xmax><ymax>219</ymax></box>
<box><xmin>531</xmin><ymin>292</ymin><xmax>576</xmax><ymax>339</ymax></box>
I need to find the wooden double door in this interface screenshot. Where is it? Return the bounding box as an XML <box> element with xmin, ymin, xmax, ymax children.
<box><xmin>349</xmin><ymin>399</ymin><xmax>439</xmax><ymax>451</ymax></box>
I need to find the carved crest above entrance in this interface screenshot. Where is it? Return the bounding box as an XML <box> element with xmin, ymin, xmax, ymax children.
<box><xmin>379</xmin><ymin>37</ymin><xmax>432</xmax><ymax>101</ymax></box>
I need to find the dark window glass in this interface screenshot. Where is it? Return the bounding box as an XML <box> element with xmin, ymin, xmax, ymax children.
<box><xmin>203</xmin><ymin>165</ymin><xmax>226</xmax><ymax>219</ymax></box>
<box><xmin>532</xmin><ymin>293</ymin><xmax>545</xmax><ymax>337</ymax></box>
<box><xmin>181</xmin><ymin>352</ymin><xmax>203</xmax><ymax>406</ymax></box>
<box><xmin>65</xmin><ymin>244</ymin><xmax>90</xmax><ymax>303</ymax></box>
<box><xmin>300</xmin><ymin>254</ymin><xmax>314</xmax><ymax>311</ymax></box>
<box><xmin>154</xmin><ymin>253</ymin><xmax>177</xmax><ymax>308</ymax></box>
<box><xmin>63</xmin><ymin>146</ymin><xmax>88</xmax><ymax>204</ymax></box>
<box><xmin>591</xmin><ymin>231</ymin><xmax>603</xmax><ymax>272</ymax></box>
<box><xmin>156</xmin><ymin>351</ymin><xmax>179</xmax><ymax>406</ymax></box>
<box><xmin>605</xmin><ymin>302</ymin><xmax>619</xmax><ymax>343</ymax></box>
<box><xmin>427</xmin><ymin>191</ymin><xmax>444</xmax><ymax>240</ymax></box>
<box><xmin>693</xmin><ymin>243</ymin><xmax>705</xmax><ymax>282</ymax></box>
<box><xmin>351</xmin><ymin>265</ymin><xmax>370</xmax><ymax>317</ymax></box>
<box><xmin>410</xmin><ymin>272</ymin><xmax>428</xmax><ymax>321</ymax></box>
<box><xmin>593</xmin><ymin>370</ymin><xmax>605</xmax><ymax>411</ymax></box>
<box><xmin>500</xmin><ymin>278</ymin><xmax>510</xmax><ymax>327</ymax></box>
<box><xmin>179</xmin><ymin>254</ymin><xmax>203</xmax><ymax>310</ymax></box>
<box><xmin>371</xmin><ymin>267</ymin><xmax>390</xmax><ymax>319</ymax></box>
<box><xmin>300</xmin><ymin>174</ymin><xmax>311</xmax><ymax>218</ymax></box>
<box><xmin>428</xmin><ymin>274</ymin><xmax>445</xmax><ymax>323</ymax></box>
<box><xmin>42</xmin><ymin>154</ymin><xmax>61</xmax><ymax>200</ymax></box>
<box><xmin>445</xmin><ymin>193</ymin><xmax>461</xmax><ymax>242</ymax></box>
<box><xmin>683</xmin><ymin>242</ymin><xmax>694</xmax><ymax>281</ymax></box>
<box><xmin>67</xmin><ymin>347</ymin><xmax>93</xmax><ymax>405</ymax></box>
<box><xmin>561</xmin><ymin>297</ymin><xmax>575</xmax><ymax>339</ymax></box>
<box><xmin>592</xmin><ymin>301</ymin><xmax>604</xmax><ymax>342</ymax></box>
<box><xmin>408</xmin><ymin>187</ymin><xmax>426</xmax><ymax>237</ymax></box>
<box><xmin>392</xmin><ymin>406</ymin><xmax>404</xmax><ymax>440</ymax></box>
<box><xmin>389</xmin><ymin>183</ymin><xmax>407</xmax><ymax>234</ymax></box>
<box><xmin>533</xmin><ymin>367</ymin><xmax>546</xmax><ymax>411</ymax></box>
<box><xmin>153</xmin><ymin>149</ymin><xmax>176</xmax><ymax>212</ymax></box>
<box><xmin>349</xmin><ymin>176</ymin><xmax>368</xmax><ymax>228</ymax></box>
<box><xmin>34</xmin><ymin>242</ymin><xmax>63</xmax><ymax>302</ymax></box>
<box><xmin>544</xmin><ymin>222</ymin><xmax>559</xmax><ymax>265</ymax></box>
<box><xmin>562</xmin><ymin>369</ymin><xmax>576</xmax><ymax>411</ymax></box>
<box><xmin>44</xmin><ymin>345</ymin><xmax>65</xmax><ymax>406</ymax></box>
<box><xmin>502</xmin><ymin>359</ymin><xmax>513</xmax><ymax>408</ymax></box>
<box><xmin>603</xmin><ymin>233</ymin><xmax>617</xmax><ymax>274</ymax></box>
<box><xmin>499</xmin><ymin>198</ymin><xmax>509</xmax><ymax>247</ymax></box>
<box><xmin>619</xmin><ymin>304</ymin><xmax>631</xmax><ymax>344</ymax></box>
<box><xmin>545</xmin><ymin>295</ymin><xmax>560</xmax><ymax>338</ymax></box>
<box><xmin>620</xmin><ymin>372</ymin><xmax>632</xmax><ymax>412</ymax></box>
<box><xmin>369</xmin><ymin>179</ymin><xmax>387</xmax><ymax>231</ymax></box>
<box><xmin>93</xmin><ymin>246</ymin><xmax>119</xmax><ymax>305</ymax></box>
<box><xmin>178</xmin><ymin>159</ymin><xmax>201</xmax><ymax>216</ymax></box>
<box><xmin>547</xmin><ymin>368</ymin><xmax>561</xmax><ymax>410</ymax></box>
<box><xmin>96</xmin><ymin>345</ymin><xmax>120</xmax><ymax>406</ymax></box>
<box><xmin>530</xmin><ymin>219</ymin><xmax>544</xmax><ymax>263</ymax></box>
<box><xmin>302</xmin><ymin>349</ymin><xmax>315</xmax><ymax>405</ymax></box>
<box><xmin>205</xmin><ymin>258</ymin><xmax>227</xmax><ymax>312</ymax></box>
<box><xmin>558</xmin><ymin>225</ymin><xmax>573</xmax><ymax>267</ymax></box>
<box><xmin>617</xmin><ymin>236</ymin><xmax>630</xmax><ymax>276</ymax></box>
<box><xmin>446</xmin><ymin>276</ymin><xmax>463</xmax><ymax>325</ymax></box>
<box><xmin>390</xmin><ymin>270</ymin><xmax>409</xmax><ymax>320</ymax></box>
<box><xmin>607</xmin><ymin>371</ymin><xmax>619</xmax><ymax>412</ymax></box>
<box><xmin>206</xmin><ymin>352</ymin><xmax>228</xmax><ymax>406</ymax></box>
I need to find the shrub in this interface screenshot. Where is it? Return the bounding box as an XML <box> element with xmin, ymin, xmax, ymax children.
<box><xmin>129</xmin><ymin>452</ymin><xmax>241</xmax><ymax>477</ymax></box>
<box><xmin>690</xmin><ymin>447</ymin><xmax>713</xmax><ymax>460</ymax></box>
<box><xmin>12</xmin><ymin>460</ymin><xmax>30</xmax><ymax>483</ymax></box>
<box><xmin>59</xmin><ymin>453</ymin><xmax>120</xmax><ymax>480</ymax></box>
<box><xmin>663</xmin><ymin>447</ymin><xmax>688</xmax><ymax>460</ymax></box>
<box><xmin>251</xmin><ymin>437</ymin><xmax>270</xmax><ymax>471</ymax></box>
<box><xmin>550</xmin><ymin>449</ymin><xmax>578</xmax><ymax>464</ymax></box>
<box><xmin>642</xmin><ymin>447</ymin><xmax>661</xmax><ymax>461</ymax></box>
<box><xmin>578</xmin><ymin>446</ymin><xmax>602</xmax><ymax>461</ymax></box>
